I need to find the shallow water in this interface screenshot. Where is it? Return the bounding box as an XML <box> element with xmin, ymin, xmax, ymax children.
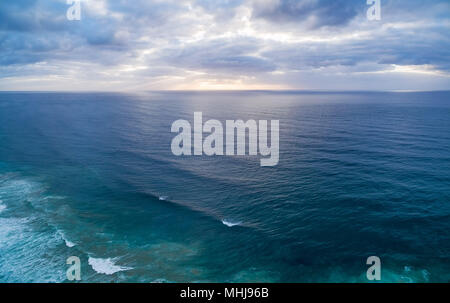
<box><xmin>0</xmin><ymin>91</ymin><xmax>449</xmax><ymax>282</ymax></box>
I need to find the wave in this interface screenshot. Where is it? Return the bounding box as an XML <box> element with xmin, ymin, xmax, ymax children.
<box><xmin>148</xmin><ymin>190</ymin><xmax>253</xmax><ymax>230</ymax></box>
<box><xmin>222</xmin><ymin>219</ymin><xmax>242</xmax><ymax>227</ymax></box>
<box><xmin>144</xmin><ymin>191</ymin><xmax>257</xmax><ymax>230</ymax></box>
<box><xmin>64</xmin><ymin>239</ymin><xmax>76</xmax><ymax>248</ymax></box>
<box><xmin>88</xmin><ymin>257</ymin><xmax>133</xmax><ymax>275</ymax></box>
<box><xmin>0</xmin><ymin>215</ymin><xmax>67</xmax><ymax>282</ymax></box>
<box><xmin>57</xmin><ymin>230</ymin><xmax>76</xmax><ymax>248</ymax></box>
<box><xmin>0</xmin><ymin>175</ymin><xmax>78</xmax><ymax>282</ymax></box>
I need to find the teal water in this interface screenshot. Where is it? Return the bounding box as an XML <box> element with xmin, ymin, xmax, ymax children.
<box><xmin>0</xmin><ymin>91</ymin><xmax>449</xmax><ymax>282</ymax></box>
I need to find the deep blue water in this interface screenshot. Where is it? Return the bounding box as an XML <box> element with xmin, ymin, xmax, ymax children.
<box><xmin>0</xmin><ymin>91</ymin><xmax>449</xmax><ymax>282</ymax></box>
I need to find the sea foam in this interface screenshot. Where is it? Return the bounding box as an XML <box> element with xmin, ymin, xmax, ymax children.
<box><xmin>222</xmin><ymin>219</ymin><xmax>241</xmax><ymax>227</ymax></box>
<box><xmin>57</xmin><ymin>230</ymin><xmax>76</xmax><ymax>248</ymax></box>
<box><xmin>88</xmin><ymin>257</ymin><xmax>133</xmax><ymax>275</ymax></box>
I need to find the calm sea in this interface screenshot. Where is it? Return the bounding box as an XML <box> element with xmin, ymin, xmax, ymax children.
<box><xmin>0</xmin><ymin>91</ymin><xmax>449</xmax><ymax>282</ymax></box>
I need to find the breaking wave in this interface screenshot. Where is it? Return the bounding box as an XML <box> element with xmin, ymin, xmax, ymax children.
<box><xmin>88</xmin><ymin>257</ymin><xmax>133</xmax><ymax>275</ymax></box>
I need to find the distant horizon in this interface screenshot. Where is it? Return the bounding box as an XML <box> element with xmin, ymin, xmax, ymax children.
<box><xmin>1</xmin><ymin>89</ymin><xmax>449</xmax><ymax>93</ymax></box>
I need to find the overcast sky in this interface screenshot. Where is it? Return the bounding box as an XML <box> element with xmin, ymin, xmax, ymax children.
<box><xmin>0</xmin><ymin>0</ymin><xmax>449</xmax><ymax>91</ymax></box>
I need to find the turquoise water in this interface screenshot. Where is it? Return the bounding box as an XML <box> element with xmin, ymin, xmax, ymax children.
<box><xmin>0</xmin><ymin>91</ymin><xmax>449</xmax><ymax>282</ymax></box>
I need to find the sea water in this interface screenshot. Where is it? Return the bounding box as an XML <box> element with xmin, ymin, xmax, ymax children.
<box><xmin>0</xmin><ymin>91</ymin><xmax>449</xmax><ymax>282</ymax></box>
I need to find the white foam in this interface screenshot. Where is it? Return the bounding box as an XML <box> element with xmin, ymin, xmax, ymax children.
<box><xmin>56</xmin><ymin>230</ymin><xmax>76</xmax><ymax>247</ymax></box>
<box><xmin>64</xmin><ymin>239</ymin><xmax>76</xmax><ymax>248</ymax></box>
<box><xmin>159</xmin><ymin>196</ymin><xmax>168</xmax><ymax>201</ymax></box>
<box><xmin>222</xmin><ymin>219</ymin><xmax>241</xmax><ymax>227</ymax></box>
<box><xmin>0</xmin><ymin>216</ymin><xmax>66</xmax><ymax>282</ymax></box>
<box><xmin>62</xmin><ymin>234</ymin><xmax>75</xmax><ymax>248</ymax></box>
<box><xmin>88</xmin><ymin>257</ymin><xmax>133</xmax><ymax>275</ymax></box>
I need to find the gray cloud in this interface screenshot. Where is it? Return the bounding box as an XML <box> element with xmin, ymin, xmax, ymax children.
<box><xmin>0</xmin><ymin>0</ymin><xmax>449</xmax><ymax>90</ymax></box>
<box><xmin>252</xmin><ymin>0</ymin><xmax>365</xmax><ymax>29</ymax></box>
<box><xmin>159</xmin><ymin>38</ymin><xmax>276</xmax><ymax>73</ymax></box>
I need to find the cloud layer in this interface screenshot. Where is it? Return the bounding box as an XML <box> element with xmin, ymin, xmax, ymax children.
<box><xmin>0</xmin><ymin>0</ymin><xmax>449</xmax><ymax>90</ymax></box>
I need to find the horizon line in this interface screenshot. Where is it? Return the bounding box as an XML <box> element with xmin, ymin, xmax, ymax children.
<box><xmin>1</xmin><ymin>89</ymin><xmax>450</xmax><ymax>94</ymax></box>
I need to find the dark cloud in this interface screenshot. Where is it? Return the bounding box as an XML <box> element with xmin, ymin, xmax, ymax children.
<box><xmin>0</xmin><ymin>0</ymin><xmax>69</xmax><ymax>32</ymax></box>
<box><xmin>261</xmin><ymin>24</ymin><xmax>450</xmax><ymax>73</ymax></box>
<box><xmin>252</xmin><ymin>0</ymin><xmax>365</xmax><ymax>29</ymax></box>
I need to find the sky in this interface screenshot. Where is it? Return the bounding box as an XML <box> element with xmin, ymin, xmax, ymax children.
<box><xmin>0</xmin><ymin>0</ymin><xmax>449</xmax><ymax>91</ymax></box>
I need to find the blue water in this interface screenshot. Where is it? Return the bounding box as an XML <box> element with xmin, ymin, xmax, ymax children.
<box><xmin>0</xmin><ymin>91</ymin><xmax>449</xmax><ymax>282</ymax></box>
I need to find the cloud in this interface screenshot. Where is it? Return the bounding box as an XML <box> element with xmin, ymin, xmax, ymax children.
<box><xmin>251</xmin><ymin>0</ymin><xmax>365</xmax><ymax>29</ymax></box>
<box><xmin>158</xmin><ymin>37</ymin><xmax>276</xmax><ymax>73</ymax></box>
<box><xmin>0</xmin><ymin>0</ymin><xmax>449</xmax><ymax>91</ymax></box>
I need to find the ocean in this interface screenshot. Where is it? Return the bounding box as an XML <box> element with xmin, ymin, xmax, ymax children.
<box><xmin>0</xmin><ymin>91</ymin><xmax>449</xmax><ymax>282</ymax></box>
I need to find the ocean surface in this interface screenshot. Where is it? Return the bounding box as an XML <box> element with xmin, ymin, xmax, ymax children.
<box><xmin>0</xmin><ymin>91</ymin><xmax>449</xmax><ymax>283</ymax></box>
